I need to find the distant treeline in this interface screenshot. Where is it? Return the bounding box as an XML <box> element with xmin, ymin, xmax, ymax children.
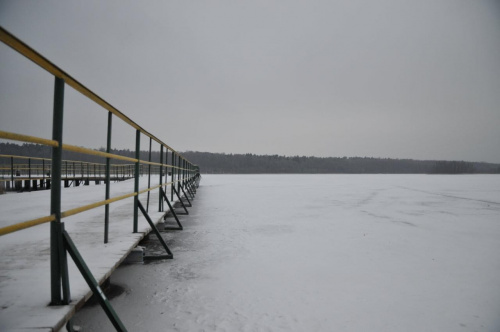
<box><xmin>1</xmin><ymin>143</ymin><xmax>499</xmax><ymax>174</ymax></box>
<box><xmin>181</xmin><ymin>151</ymin><xmax>500</xmax><ymax>174</ymax></box>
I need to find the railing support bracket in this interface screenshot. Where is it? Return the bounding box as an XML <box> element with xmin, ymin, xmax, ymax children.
<box><xmin>172</xmin><ymin>186</ymin><xmax>189</xmax><ymax>215</ymax></box>
<box><xmin>160</xmin><ymin>187</ymin><xmax>183</xmax><ymax>230</ymax></box>
<box><xmin>62</xmin><ymin>226</ymin><xmax>127</xmax><ymax>331</ymax></box>
<box><xmin>137</xmin><ymin>200</ymin><xmax>173</xmax><ymax>260</ymax></box>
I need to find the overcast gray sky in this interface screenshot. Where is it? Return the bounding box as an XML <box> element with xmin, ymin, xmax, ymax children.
<box><xmin>1</xmin><ymin>0</ymin><xmax>499</xmax><ymax>162</ymax></box>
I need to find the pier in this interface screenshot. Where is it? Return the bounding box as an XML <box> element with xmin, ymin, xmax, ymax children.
<box><xmin>0</xmin><ymin>26</ymin><xmax>200</xmax><ymax>331</ymax></box>
<box><xmin>0</xmin><ymin>176</ymin><xmax>198</xmax><ymax>331</ymax></box>
<box><xmin>1</xmin><ymin>154</ymin><xmax>141</xmax><ymax>192</ymax></box>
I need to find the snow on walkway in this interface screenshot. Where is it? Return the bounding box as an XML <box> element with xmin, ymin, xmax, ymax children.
<box><xmin>0</xmin><ymin>176</ymin><xmax>176</xmax><ymax>331</ymax></box>
<box><xmin>73</xmin><ymin>174</ymin><xmax>500</xmax><ymax>332</ymax></box>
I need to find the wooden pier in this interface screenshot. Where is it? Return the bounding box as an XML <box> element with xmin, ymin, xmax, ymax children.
<box><xmin>1</xmin><ymin>175</ymin><xmax>134</xmax><ymax>192</ymax></box>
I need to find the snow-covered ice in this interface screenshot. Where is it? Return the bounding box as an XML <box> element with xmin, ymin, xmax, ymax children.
<box><xmin>71</xmin><ymin>174</ymin><xmax>500</xmax><ymax>332</ymax></box>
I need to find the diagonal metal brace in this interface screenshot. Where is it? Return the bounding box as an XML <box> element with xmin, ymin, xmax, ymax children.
<box><xmin>180</xmin><ymin>184</ymin><xmax>193</xmax><ymax>206</ymax></box>
<box><xmin>160</xmin><ymin>187</ymin><xmax>183</xmax><ymax>230</ymax></box>
<box><xmin>181</xmin><ymin>182</ymin><xmax>194</xmax><ymax>201</ymax></box>
<box><xmin>188</xmin><ymin>178</ymin><xmax>197</xmax><ymax>194</ymax></box>
<box><xmin>189</xmin><ymin>182</ymin><xmax>196</xmax><ymax>196</ymax></box>
<box><xmin>137</xmin><ymin>200</ymin><xmax>173</xmax><ymax>260</ymax></box>
<box><xmin>62</xmin><ymin>228</ymin><xmax>128</xmax><ymax>332</ymax></box>
<box><xmin>172</xmin><ymin>186</ymin><xmax>190</xmax><ymax>214</ymax></box>
<box><xmin>184</xmin><ymin>181</ymin><xmax>195</xmax><ymax>200</ymax></box>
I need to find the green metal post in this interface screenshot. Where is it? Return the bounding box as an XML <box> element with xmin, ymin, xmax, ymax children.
<box><xmin>134</xmin><ymin>130</ymin><xmax>140</xmax><ymax>233</ymax></box>
<box><xmin>176</xmin><ymin>155</ymin><xmax>179</xmax><ymax>193</ymax></box>
<box><xmin>171</xmin><ymin>151</ymin><xmax>175</xmax><ymax>201</ymax></box>
<box><xmin>177</xmin><ymin>155</ymin><xmax>181</xmax><ymax>194</ymax></box>
<box><xmin>184</xmin><ymin>159</ymin><xmax>187</xmax><ymax>190</ymax></box>
<box><xmin>159</xmin><ymin>145</ymin><xmax>163</xmax><ymax>212</ymax></box>
<box><xmin>165</xmin><ymin>148</ymin><xmax>169</xmax><ymax>201</ymax></box>
<box><xmin>146</xmin><ymin>137</ymin><xmax>152</xmax><ymax>212</ymax></box>
<box><xmin>181</xmin><ymin>159</ymin><xmax>184</xmax><ymax>189</ymax></box>
<box><xmin>50</xmin><ymin>77</ymin><xmax>68</xmax><ymax>305</ymax></box>
<box><xmin>104</xmin><ymin>112</ymin><xmax>112</xmax><ymax>243</ymax></box>
<box><xmin>10</xmin><ymin>156</ymin><xmax>14</xmax><ymax>188</ymax></box>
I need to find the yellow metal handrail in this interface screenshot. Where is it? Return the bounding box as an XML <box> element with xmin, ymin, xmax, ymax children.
<box><xmin>0</xmin><ymin>25</ymin><xmax>200</xmax><ymax>325</ymax></box>
<box><xmin>0</xmin><ymin>152</ymin><xmax>192</xmax><ymax>173</ymax></box>
<box><xmin>0</xmin><ymin>215</ymin><xmax>57</xmax><ymax>236</ymax></box>
<box><xmin>0</xmin><ymin>27</ymin><xmax>194</xmax><ymax>163</ymax></box>
<box><xmin>0</xmin><ymin>131</ymin><xmax>59</xmax><ymax>147</ymax></box>
<box><xmin>0</xmin><ymin>25</ymin><xmax>198</xmax><ymax>237</ymax></box>
<box><xmin>0</xmin><ymin>176</ymin><xmax>192</xmax><ymax>236</ymax></box>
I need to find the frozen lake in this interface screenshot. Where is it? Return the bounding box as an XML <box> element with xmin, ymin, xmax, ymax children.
<box><xmin>72</xmin><ymin>174</ymin><xmax>500</xmax><ymax>331</ymax></box>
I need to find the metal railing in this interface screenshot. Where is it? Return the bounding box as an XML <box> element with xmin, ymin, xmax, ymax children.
<box><xmin>1</xmin><ymin>154</ymin><xmax>139</xmax><ymax>191</ymax></box>
<box><xmin>0</xmin><ymin>26</ymin><xmax>201</xmax><ymax>331</ymax></box>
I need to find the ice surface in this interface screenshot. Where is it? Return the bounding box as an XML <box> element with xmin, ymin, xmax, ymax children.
<box><xmin>70</xmin><ymin>174</ymin><xmax>500</xmax><ymax>332</ymax></box>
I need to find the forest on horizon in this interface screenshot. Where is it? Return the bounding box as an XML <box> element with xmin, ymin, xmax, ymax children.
<box><xmin>1</xmin><ymin>143</ymin><xmax>499</xmax><ymax>174</ymax></box>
